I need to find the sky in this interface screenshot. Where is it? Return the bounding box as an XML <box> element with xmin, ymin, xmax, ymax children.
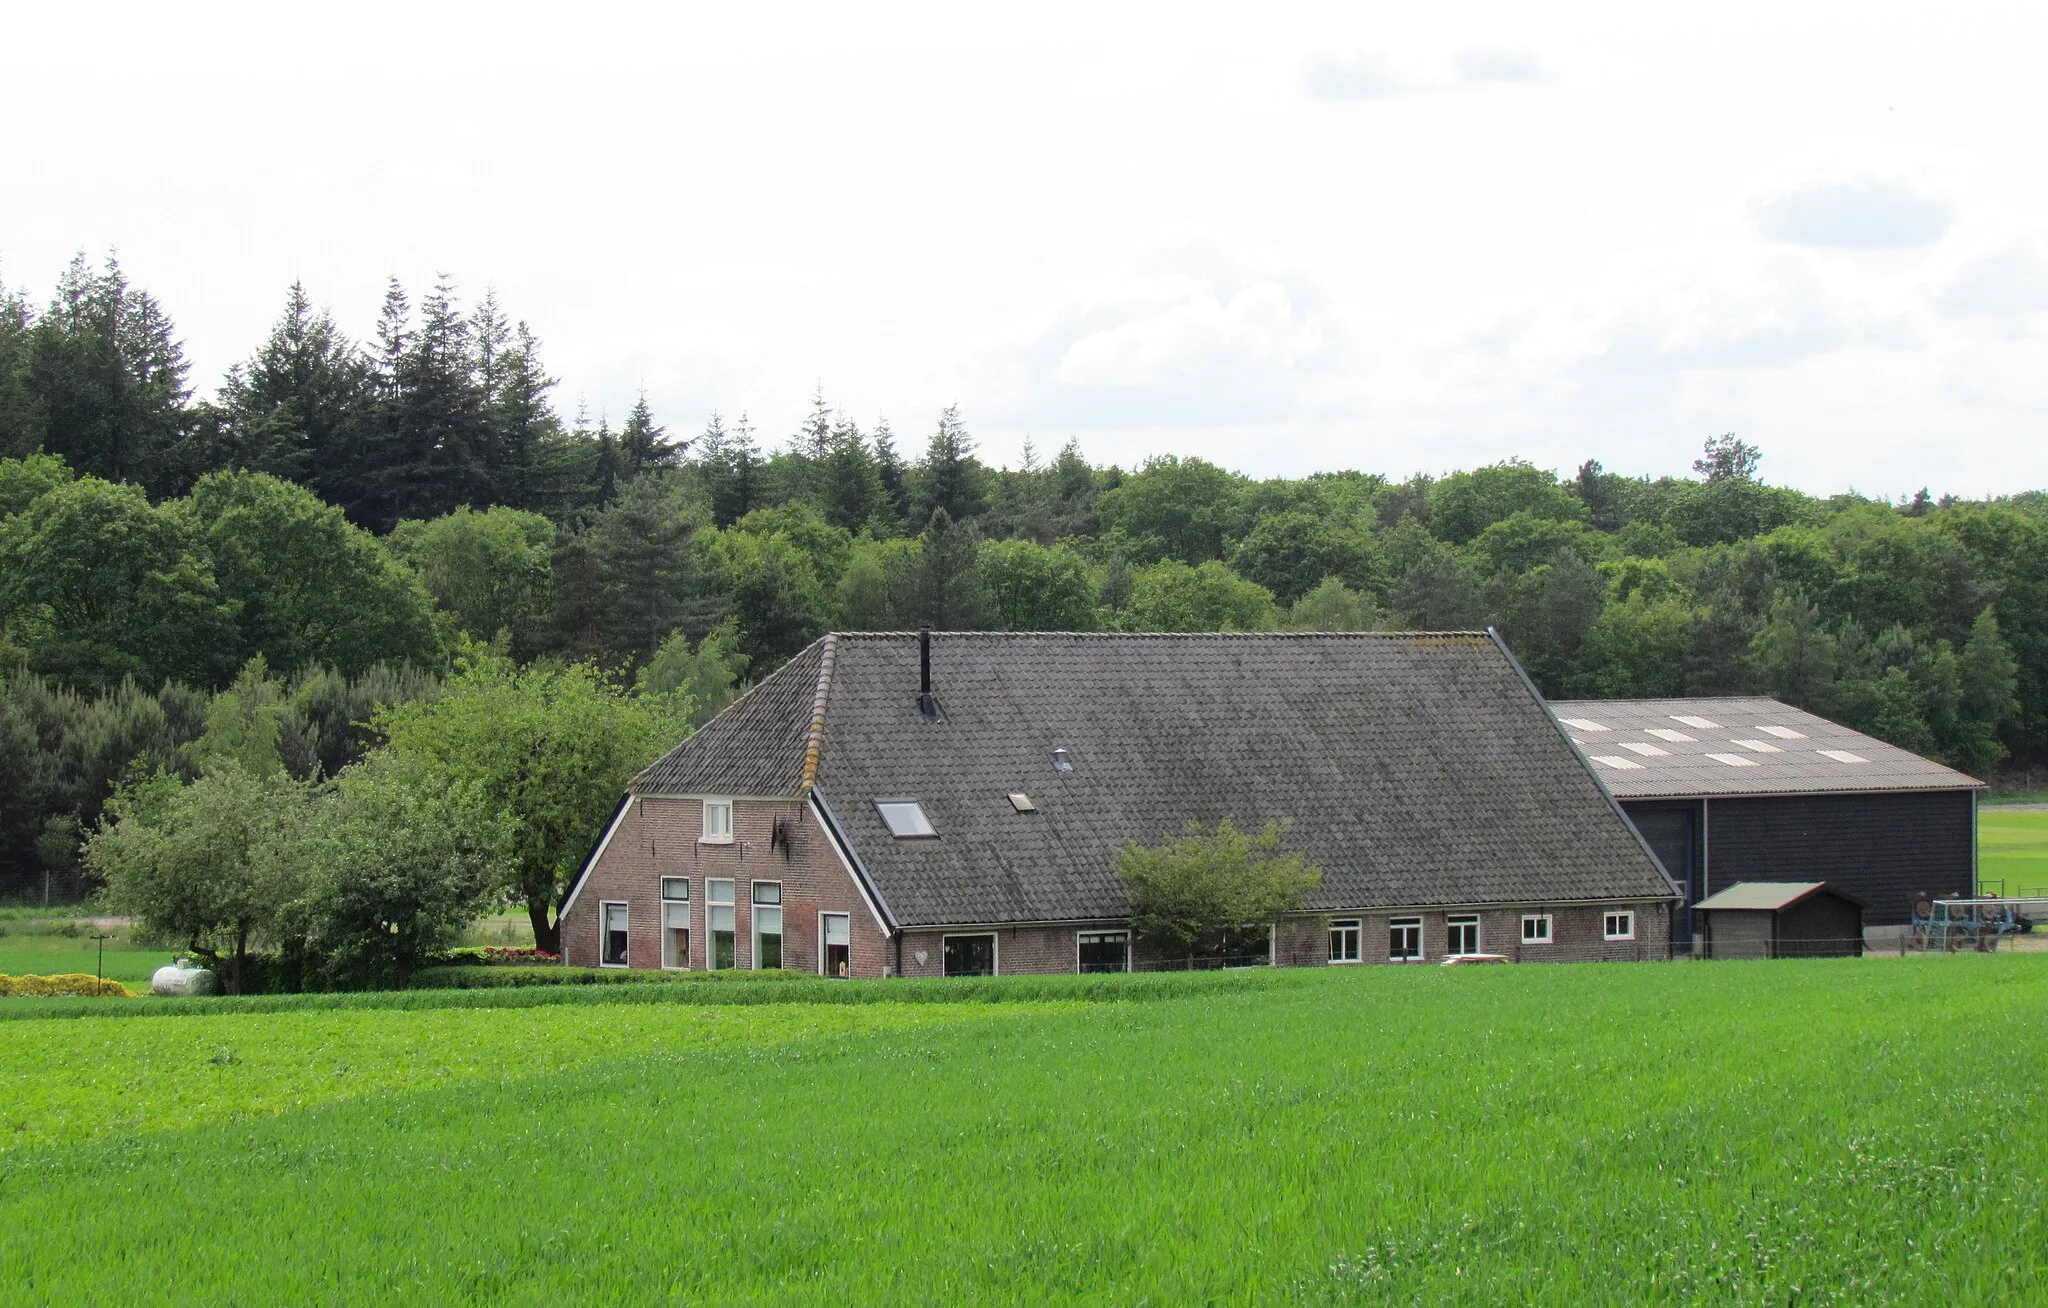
<box><xmin>7</xmin><ymin>0</ymin><xmax>2048</xmax><ymax>496</ymax></box>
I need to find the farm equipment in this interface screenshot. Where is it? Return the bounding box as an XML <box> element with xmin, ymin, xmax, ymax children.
<box><xmin>1916</xmin><ymin>897</ymin><xmax>2047</xmax><ymax>952</ymax></box>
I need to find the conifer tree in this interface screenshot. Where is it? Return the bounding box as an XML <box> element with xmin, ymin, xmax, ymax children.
<box><xmin>821</xmin><ymin>414</ymin><xmax>884</xmax><ymax>533</ymax></box>
<box><xmin>218</xmin><ymin>282</ymin><xmax>373</xmax><ymax>511</ymax></box>
<box><xmin>619</xmin><ymin>393</ymin><xmax>680</xmax><ymax>477</ymax></box>
<box><xmin>912</xmin><ymin>404</ymin><xmax>988</xmax><ymax>524</ymax></box>
<box><xmin>871</xmin><ymin>415</ymin><xmax>911</xmax><ymax>532</ymax></box>
<box><xmin>0</xmin><ymin>276</ymin><xmax>37</xmax><ymax>460</ymax></box>
<box><xmin>487</xmin><ymin>321</ymin><xmax>564</xmax><ymax>515</ymax></box>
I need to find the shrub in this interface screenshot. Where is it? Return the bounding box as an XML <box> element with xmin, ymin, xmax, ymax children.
<box><xmin>409</xmin><ymin>966</ymin><xmax>811</xmax><ymax>990</ymax></box>
<box><xmin>0</xmin><ymin>973</ymin><xmax>132</xmax><ymax>997</ymax></box>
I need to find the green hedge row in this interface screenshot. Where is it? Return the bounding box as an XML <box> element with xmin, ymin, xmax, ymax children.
<box><xmin>407</xmin><ymin>966</ymin><xmax>817</xmax><ymax>989</ymax></box>
<box><xmin>0</xmin><ymin>966</ymin><xmax>1313</xmax><ymax>1023</ymax></box>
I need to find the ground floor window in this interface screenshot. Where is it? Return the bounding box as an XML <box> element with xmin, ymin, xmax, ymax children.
<box><xmin>601</xmin><ymin>902</ymin><xmax>629</xmax><ymax>966</ymax></box>
<box><xmin>708</xmin><ymin>879</ymin><xmax>736</xmax><ymax>968</ymax></box>
<box><xmin>822</xmin><ymin>912</ymin><xmax>851</xmax><ymax>977</ymax></box>
<box><xmin>752</xmin><ymin>882</ymin><xmax>782</xmax><ymax>969</ymax></box>
<box><xmin>1446</xmin><ymin>914</ymin><xmax>1481</xmax><ymax>956</ymax></box>
<box><xmin>943</xmin><ymin>933</ymin><xmax>996</xmax><ymax>977</ymax></box>
<box><xmin>1077</xmin><ymin>930</ymin><xmax>1129</xmax><ymax>973</ymax></box>
<box><xmin>1388</xmin><ymin>917</ymin><xmax>1423</xmax><ymax>962</ymax></box>
<box><xmin>661</xmin><ymin>879</ymin><xmax>690</xmax><ymax>969</ymax></box>
<box><xmin>1329</xmin><ymin>919</ymin><xmax>1361</xmax><ymax>963</ymax></box>
<box><xmin>1604</xmin><ymin>910</ymin><xmax>1635</xmax><ymax>941</ymax></box>
<box><xmin>1521</xmin><ymin>913</ymin><xmax>1552</xmax><ymax>945</ymax></box>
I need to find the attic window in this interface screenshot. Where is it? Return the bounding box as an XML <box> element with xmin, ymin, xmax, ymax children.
<box><xmin>1645</xmin><ymin>728</ymin><xmax>1695</xmax><ymax>743</ymax></box>
<box><xmin>1818</xmin><ymin>749</ymin><xmax>1870</xmax><ymax>764</ymax></box>
<box><xmin>1705</xmin><ymin>752</ymin><xmax>1760</xmax><ymax>768</ymax></box>
<box><xmin>1670</xmin><ymin>715</ymin><xmax>1722</xmax><ymax>729</ymax></box>
<box><xmin>1759</xmin><ymin>725</ymin><xmax>1808</xmax><ymax>739</ymax></box>
<box><xmin>1591</xmin><ymin>755</ymin><xmax>1645</xmax><ymax>770</ymax></box>
<box><xmin>875</xmin><ymin>799</ymin><xmax>938</xmax><ymax>838</ymax></box>
<box><xmin>1007</xmin><ymin>793</ymin><xmax>1037</xmax><ymax>813</ymax></box>
<box><xmin>1558</xmin><ymin>717</ymin><xmax>1609</xmax><ymax>732</ymax></box>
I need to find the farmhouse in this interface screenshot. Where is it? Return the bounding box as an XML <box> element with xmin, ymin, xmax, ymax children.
<box><xmin>1549</xmin><ymin>697</ymin><xmax>1982</xmax><ymax>938</ymax></box>
<box><xmin>561</xmin><ymin>630</ymin><xmax>1678</xmax><ymax>976</ymax></box>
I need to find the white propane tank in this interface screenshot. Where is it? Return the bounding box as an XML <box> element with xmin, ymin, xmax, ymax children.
<box><xmin>151</xmin><ymin>957</ymin><xmax>221</xmax><ymax>997</ymax></box>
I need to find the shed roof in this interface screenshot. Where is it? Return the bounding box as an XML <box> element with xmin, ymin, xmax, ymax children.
<box><xmin>628</xmin><ymin>631</ymin><xmax>1676</xmax><ymax>928</ymax></box>
<box><xmin>1547</xmin><ymin>697</ymin><xmax>1982</xmax><ymax>799</ymax></box>
<box><xmin>1693</xmin><ymin>881</ymin><xmax>1870</xmax><ymax>911</ymax></box>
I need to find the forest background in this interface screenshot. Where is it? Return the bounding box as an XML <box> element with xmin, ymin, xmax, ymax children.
<box><xmin>3</xmin><ymin>254</ymin><xmax>2041</xmax><ymax>910</ymax></box>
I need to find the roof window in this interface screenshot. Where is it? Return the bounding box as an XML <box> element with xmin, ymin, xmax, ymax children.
<box><xmin>1591</xmin><ymin>755</ymin><xmax>1645</xmax><ymax>770</ymax></box>
<box><xmin>1671</xmin><ymin>714</ymin><xmax>1722</xmax><ymax>729</ymax></box>
<box><xmin>1818</xmin><ymin>749</ymin><xmax>1869</xmax><ymax>764</ymax></box>
<box><xmin>1007</xmin><ymin>793</ymin><xmax>1037</xmax><ymax>813</ymax></box>
<box><xmin>1758</xmin><ymin>725</ymin><xmax>1808</xmax><ymax>739</ymax></box>
<box><xmin>875</xmin><ymin>799</ymin><xmax>938</xmax><ymax>838</ymax></box>
<box><xmin>1645</xmin><ymin>728</ymin><xmax>1695</xmax><ymax>743</ymax></box>
<box><xmin>1558</xmin><ymin>717</ymin><xmax>1609</xmax><ymax>732</ymax></box>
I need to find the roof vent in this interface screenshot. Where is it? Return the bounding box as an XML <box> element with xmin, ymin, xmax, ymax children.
<box><xmin>1052</xmin><ymin>747</ymin><xmax>1073</xmax><ymax>773</ymax></box>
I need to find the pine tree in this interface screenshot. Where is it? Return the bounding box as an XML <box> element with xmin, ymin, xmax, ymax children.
<box><xmin>619</xmin><ymin>393</ymin><xmax>680</xmax><ymax>477</ymax></box>
<box><xmin>821</xmin><ymin>414</ymin><xmax>884</xmax><ymax>533</ymax></box>
<box><xmin>0</xmin><ymin>275</ymin><xmax>38</xmax><ymax>459</ymax></box>
<box><xmin>871</xmin><ymin>415</ymin><xmax>910</xmax><ymax>532</ymax></box>
<box><xmin>709</xmin><ymin>412</ymin><xmax>763</xmax><ymax>527</ymax></box>
<box><xmin>488</xmin><ymin>321</ymin><xmax>564</xmax><ymax>515</ymax></box>
<box><xmin>217</xmin><ymin>282</ymin><xmax>374</xmax><ymax>512</ymax></box>
<box><xmin>590</xmin><ymin>416</ymin><xmax>620</xmax><ymax>509</ymax></box>
<box><xmin>361</xmin><ymin>276</ymin><xmax>492</xmax><ymax>527</ymax></box>
<box><xmin>912</xmin><ymin>404</ymin><xmax>988</xmax><ymax>524</ymax></box>
<box><xmin>901</xmin><ymin>508</ymin><xmax>985</xmax><ymax>629</ymax></box>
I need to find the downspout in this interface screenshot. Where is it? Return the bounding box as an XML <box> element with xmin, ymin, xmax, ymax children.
<box><xmin>1701</xmin><ymin>799</ymin><xmax>1711</xmax><ymax>900</ymax></box>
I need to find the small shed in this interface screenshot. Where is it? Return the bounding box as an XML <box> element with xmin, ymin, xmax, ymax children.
<box><xmin>1695</xmin><ymin>881</ymin><xmax>1867</xmax><ymax>959</ymax></box>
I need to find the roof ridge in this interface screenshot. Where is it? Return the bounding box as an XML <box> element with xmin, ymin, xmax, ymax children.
<box><xmin>798</xmin><ymin>633</ymin><xmax>838</xmax><ymax>793</ymax></box>
<box><xmin>822</xmin><ymin>629</ymin><xmax>1492</xmax><ymax>640</ymax></box>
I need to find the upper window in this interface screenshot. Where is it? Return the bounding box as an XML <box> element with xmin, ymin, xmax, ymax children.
<box><xmin>1521</xmin><ymin>914</ymin><xmax>1553</xmax><ymax>944</ymax></box>
<box><xmin>1329</xmin><ymin>919</ymin><xmax>1361</xmax><ymax>964</ymax></box>
<box><xmin>660</xmin><ymin>877</ymin><xmax>690</xmax><ymax>902</ymax></box>
<box><xmin>1604</xmin><ymin>910</ymin><xmax>1636</xmax><ymax>941</ymax></box>
<box><xmin>701</xmin><ymin>798</ymin><xmax>734</xmax><ymax>843</ymax></box>
<box><xmin>876</xmin><ymin>799</ymin><xmax>937</xmax><ymax>839</ymax></box>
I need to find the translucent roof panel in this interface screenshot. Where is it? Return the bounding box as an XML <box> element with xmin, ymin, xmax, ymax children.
<box><xmin>1731</xmin><ymin>739</ymin><xmax>1784</xmax><ymax>753</ymax></box>
<box><xmin>875</xmin><ymin>799</ymin><xmax>938</xmax><ymax>838</ymax></box>
<box><xmin>1758</xmin><ymin>725</ymin><xmax>1808</xmax><ymax>740</ymax></box>
<box><xmin>1621</xmin><ymin>741</ymin><xmax>1669</xmax><ymax>757</ymax></box>
<box><xmin>1645</xmin><ymin>728</ymin><xmax>1695</xmax><ymax>743</ymax></box>
<box><xmin>1705</xmin><ymin>752</ymin><xmax>1760</xmax><ymax>768</ymax></box>
<box><xmin>1670</xmin><ymin>715</ymin><xmax>1722</xmax><ymax>729</ymax></box>
<box><xmin>1557</xmin><ymin>717</ymin><xmax>1609</xmax><ymax>732</ymax></box>
<box><xmin>1591</xmin><ymin>755</ymin><xmax>1645</xmax><ymax>770</ymax></box>
<box><xmin>1817</xmin><ymin>750</ymin><xmax>1870</xmax><ymax>764</ymax></box>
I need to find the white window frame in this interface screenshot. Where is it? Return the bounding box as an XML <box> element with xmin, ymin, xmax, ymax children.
<box><xmin>659</xmin><ymin>878</ymin><xmax>691</xmax><ymax>971</ymax></box>
<box><xmin>751</xmin><ymin>880</ymin><xmax>783</xmax><ymax>971</ymax></box>
<box><xmin>1075</xmin><ymin>929</ymin><xmax>1131</xmax><ymax>973</ymax></box>
<box><xmin>875</xmin><ymin>798</ymin><xmax>938</xmax><ymax>839</ymax></box>
<box><xmin>819</xmin><ymin>911</ymin><xmax>852</xmax><ymax>978</ymax></box>
<box><xmin>599</xmin><ymin>900</ymin><xmax>629</xmax><ymax>968</ymax></box>
<box><xmin>940</xmin><ymin>931</ymin><xmax>999</xmax><ymax>977</ymax></box>
<box><xmin>1328</xmin><ymin>918</ymin><xmax>1361</xmax><ymax>964</ymax></box>
<box><xmin>1520</xmin><ymin>913</ymin><xmax>1553</xmax><ymax>945</ymax></box>
<box><xmin>700</xmin><ymin>797</ymin><xmax>734</xmax><ymax>844</ymax></box>
<box><xmin>1388</xmin><ymin>916</ymin><xmax>1425</xmax><ymax>963</ymax></box>
<box><xmin>1604</xmin><ymin>910</ymin><xmax>1636</xmax><ymax>941</ymax></box>
<box><xmin>706</xmin><ymin>878</ymin><xmax>737</xmax><ymax>969</ymax></box>
<box><xmin>1446</xmin><ymin>914</ymin><xmax>1482</xmax><ymax>957</ymax></box>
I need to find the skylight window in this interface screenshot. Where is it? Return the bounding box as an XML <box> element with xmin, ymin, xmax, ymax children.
<box><xmin>1705</xmin><ymin>752</ymin><xmax>1759</xmax><ymax>768</ymax></box>
<box><xmin>1759</xmin><ymin>725</ymin><xmax>1808</xmax><ymax>740</ymax></box>
<box><xmin>1731</xmin><ymin>739</ymin><xmax>1783</xmax><ymax>753</ymax></box>
<box><xmin>1620</xmin><ymin>741</ymin><xmax>1670</xmax><ymax>757</ymax></box>
<box><xmin>1671</xmin><ymin>715</ymin><xmax>1722</xmax><ymax>729</ymax></box>
<box><xmin>875</xmin><ymin>800</ymin><xmax>938</xmax><ymax>838</ymax></box>
<box><xmin>1591</xmin><ymin>755</ymin><xmax>1644</xmax><ymax>770</ymax></box>
<box><xmin>1645</xmin><ymin>728</ymin><xmax>1695</xmax><ymax>743</ymax></box>
<box><xmin>1558</xmin><ymin>717</ymin><xmax>1609</xmax><ymax>732</ymax></box>
<box><xmin>1818</xmin><ymin>749</ymin><xmax>1869</xmax><ymax>764</ymax></box>
<box><xmin>1007</xmin><ymin>793</ymin><xmax>1037</xmax><ymax>813</ymax></box>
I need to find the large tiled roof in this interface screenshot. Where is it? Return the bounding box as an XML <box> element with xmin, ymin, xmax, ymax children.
<box><xmin>632</xmin><ymin>632</ymin><xmax>1674</xmax><ymax>928</ymax></box>
<box><xmin>1547</xmin><ymin>697</ymin><xmax>1983</xmax><ymax>799</ymax></box>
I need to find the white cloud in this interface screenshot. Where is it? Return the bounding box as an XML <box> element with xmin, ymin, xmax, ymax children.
<box><xmin>1454</xmin><ymin>48</ymin><xmax>1548</xmax><ymax>85</ymax></box>
<box><xmin>1755</xmin><ymin>180</ymin><xmax>1953</xmax><ymax>249</ymax></box>
<box><xmin>1301</xmin><ymin>52</ymin><xmax>1406</xmax><ymax>101</ymax></box>
<box><xmin>1936</xmin><ymin>243</ymin><xmax>2048</xmax><ymax>316</ymax></box>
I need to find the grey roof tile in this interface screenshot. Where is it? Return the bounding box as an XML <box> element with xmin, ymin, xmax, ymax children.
<box><xmin>634</xmin><ymin>632</ymin><xmax>1676</xmax><ymax>927</ymax></box>
<box><xmin>1549</xmin><ymin>696</ymin><xmax>1982</xmax><ymax>798</ymax></box>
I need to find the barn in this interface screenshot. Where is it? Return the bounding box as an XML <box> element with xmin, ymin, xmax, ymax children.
<box><xmin>559</xmin><ymin>631</ymin><xmax>1679</xmax><ymax>977</ymax></box>
<box><xmin>1548</xmin><ymin>697</ymin><xmax>1982</xmax><ymax>941</ymax></box>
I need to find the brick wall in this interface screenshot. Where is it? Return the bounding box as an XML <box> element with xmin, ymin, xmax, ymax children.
<box><xmin>894</xmin><ymin>925</ymin><xmax>1083</xmax><ymax>978</ymax></box>
<box><xmin>1309</xmin><ymin>902</ymin><xmax>1672</xmax><ymax>966</ymax></box>
<box><xmin>560</xmin><ymin>796</ymin><xmax>891</xmax><ymax>977</ymax></box>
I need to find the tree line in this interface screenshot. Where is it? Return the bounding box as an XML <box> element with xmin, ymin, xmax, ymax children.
<box><xmin>3</xmin><ymin>254</ymin><xmax>2046</xmax><ymax>914</ymax></box>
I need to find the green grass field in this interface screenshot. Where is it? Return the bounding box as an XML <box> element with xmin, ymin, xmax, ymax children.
<box><xmin>2</xmin><ymin>958</ymin><xmax>2043</xmax><ymax>1305</ymax></box>
<box><xmin>1980</xmin><ymin>806</ymin><xmax>2048</xmax><ymax>896</ymax></box>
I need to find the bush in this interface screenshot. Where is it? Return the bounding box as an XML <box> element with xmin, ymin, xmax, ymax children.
<box><xmin>0</xmin><ymin>973</ymin><xmax>132</xmax><ymax>997</ymax></box>
<box><xmin>409</xmin><ymin>966</ymin><xmax>813</xmax><ymax>989</ymax></box>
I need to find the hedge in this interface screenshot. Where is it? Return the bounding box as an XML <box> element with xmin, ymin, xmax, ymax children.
<box><xmin>0</xmin><ymin>973</ymin><xmax>133</xmax><ymax>998</ymax></box>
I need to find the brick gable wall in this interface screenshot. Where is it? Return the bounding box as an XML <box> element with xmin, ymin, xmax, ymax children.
<box><xmin>560</xmin><ymin>796</ymin><xmax>890</xmax><ymax>977</ymax></box>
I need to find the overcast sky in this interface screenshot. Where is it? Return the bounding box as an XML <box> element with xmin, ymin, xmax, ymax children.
<box><xmin>9</xmin><ymin>1</ymin><xmax>2048</xmax><ymax>495</ymax></box>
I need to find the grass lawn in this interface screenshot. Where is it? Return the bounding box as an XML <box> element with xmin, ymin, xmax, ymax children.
<box><xmin>0</xmin><ymin>930</ymin><xmax>169</xmax><ymax>988</ymax></box>
<box><xmin>2</xmin><ymin>957</ymin><xmax>2043</xmax><ymax>1304</ymax></box>
<box><xmin>1980</xmin><ymin>806</ymin><xmax>2048</xmax><ymax>896</ymax></box>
